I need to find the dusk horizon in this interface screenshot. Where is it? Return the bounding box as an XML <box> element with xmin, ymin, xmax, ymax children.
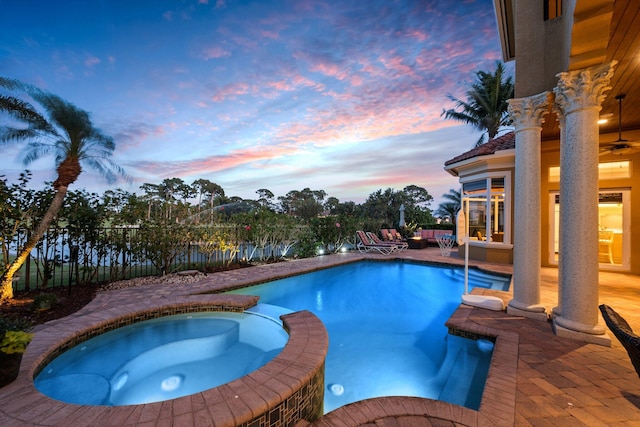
<box><xmin>0</xmin><ymin>0</ymin><xmax>512</xmax><ymax>207</ymax></box>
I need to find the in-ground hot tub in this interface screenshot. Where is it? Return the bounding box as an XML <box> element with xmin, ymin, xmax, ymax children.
<box><xmin>34</xmin><ymin>308</ymin><xmax>289</xmax><ymax>405</ymax></box>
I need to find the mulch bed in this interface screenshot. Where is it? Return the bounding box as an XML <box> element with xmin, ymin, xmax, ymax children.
<box><xmin>0</xmin><ymin>285</ymin><xmax>97</xmax><ymax>327</ymax></box>
<box><xmin>1</xmin><ymin>262</ymin><xmax>259</xmax><ymax>328</ymax></box>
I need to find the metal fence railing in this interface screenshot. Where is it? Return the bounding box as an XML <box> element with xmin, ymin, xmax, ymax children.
<box><xmin>3</xmin><ymin>225</ymin><xmax>304</xmax><ymax>293</ymax></box>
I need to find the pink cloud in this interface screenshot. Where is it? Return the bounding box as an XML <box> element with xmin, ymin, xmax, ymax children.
<box><xmin>229</xmin><ymin>34</ymin><xmax>258</xmax><ymax>49</ymax></box>
<box><xmin>261</xmin><ymin>30</ymin><xmax>279</xmax><ymax>40</ymax></box>
<box><xmin>267</xmin><ymin>80</ymin><xmax>296</xmax><ymax>92</ymax></box>
<box><xmin>269</xmin><ymin>84</ymin><xmax>447</xmax><ymax>149</ymax></box>
<box><xmin>211</xmin><ymin>82</ymin><xmax>250</xmax><ymax>102</ymax></box>
<box><xmin>113</xmin><ymin>120</ymin><xmax>167</xmax><ymax>151</ymax></box>
<box><xmin>379</xmin><ymin>54</ymin><xmax>415</xmax><ymax>78</ymax></box>
<box><xmin>84</xmin><ymin>55</ymin><xmax>100</xmax><ymax>68</ymax></box>
<box><xmin>310</xmin><ymin>61</ymin><xmax>349</xmax><ymax>81</ymax></box>
<box><xmin>202</xmin><ymin>46</ymin><xmax>231</xmax><ymax>60</ymax></box>
<box><xmin>350</xmin><ymin>75</ymin><xmax>363</xmax><ymax>87</ymax></box>
<box><xmin>407</xmin><ymin>29</ymin><xmax>429</xmax><ymax>42</ymax></box>
<box><xmin>133</xmin><ymin>144</ymin><xmax>301</xmax><ymax>178</ymax></box>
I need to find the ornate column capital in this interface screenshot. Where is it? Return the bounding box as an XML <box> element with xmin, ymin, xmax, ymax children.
<box><xmin>508</xmin><ymin>92</ymin><xmax>552</xmax><ymax>131</ymax></box>
<box><xmin>553</xmin><ymin>61</ymin><xmax>617</xmax><ymax>116</ymax></box>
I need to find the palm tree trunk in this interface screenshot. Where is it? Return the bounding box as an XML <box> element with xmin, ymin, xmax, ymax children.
<box><xmin>0</xmin><ymin>186</ymin><xmax>68</xmax><ymax>301</ymax></box>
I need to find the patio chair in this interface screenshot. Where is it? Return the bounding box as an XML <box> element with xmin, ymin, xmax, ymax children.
<box><xmin>355</xmin><ymin>231</ymin><xmax>395</xmax><ymax>255</ymax></box>
<box><xmin>598</xmin><ymin>230</ymin><xmax>614</xmax><ymax>264</ymax></box>
<box><xmin>599</xmin><ymin>304</ymin><xmax>640</xmax><ymax>378</ymax></box>
<box><xmin>367</xmin><ymin>231</ymin><xmax>408</xmax><ymax>251</ymax></box>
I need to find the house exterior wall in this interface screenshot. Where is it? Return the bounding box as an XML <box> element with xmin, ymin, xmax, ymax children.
<box><xmin>513</xmin><ymin>0</ymin><xmax>573</xmax><ymax>97</ymax></box>
<box><xmin>459</xmin><ymin>239</ymin><xmax>514</xmax><ymax>264</ymax></box>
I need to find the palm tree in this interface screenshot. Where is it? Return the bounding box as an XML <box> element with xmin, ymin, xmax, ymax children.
<box><xmin>0</xmin><ymin>77</ymin><xmax>127</xmax><ymax>300</ymax></box>
<box><xmin>441</xmin><ymin>62</ymin><xmax>514</xmax><ymax>147</ymax></box>
<box><xmin>435</xmin><ymin>189</ymin><xmax>461</xmax><ymax>232</ymax></box>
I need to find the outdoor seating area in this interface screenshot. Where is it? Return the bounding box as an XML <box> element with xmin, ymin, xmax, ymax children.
<box><xmin>367</xmin><ymin>231</ymin><xmax>408</xmax><ymax>251</ymax></box>
<box><xmin>355</xmin><ymin>230</ymin><xmax>406</xmax><ymax>255</ymax></box>
<box><xmin>416</xmin><ymin>229</ymin><xmax>453</xmax><ymax>245</ymax></box>
<box><xmin>380</xmin><ymin>228</ymin><xmax>404</xmax><ymax>242</ymax></box>
<box><xmin>404</xmin><ymin>229</ymin><xmax>454</xmax><ymax>251</ymax></box>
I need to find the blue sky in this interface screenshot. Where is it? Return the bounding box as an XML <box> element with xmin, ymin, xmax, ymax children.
<box><xmin>0</xmin><ymin>0</ymin><xmax>510</xmax><ymax>207</ymax></box>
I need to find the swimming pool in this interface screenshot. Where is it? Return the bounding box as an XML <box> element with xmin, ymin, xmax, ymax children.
<box><xmin>226</xmin><ymin>260</ymin><xmax>510</xmax><ymax>412</ymax></box>
<box><xmin>34</xmin><ymin>311</ymin><xmax>289</xmax><ymax>405</ymax></box>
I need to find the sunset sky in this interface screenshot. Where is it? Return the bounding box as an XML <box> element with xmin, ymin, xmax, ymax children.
<box><xmin>0</xmin><ymin>0</ymin><xmax>511</xmax><ymax>207</ymax></box>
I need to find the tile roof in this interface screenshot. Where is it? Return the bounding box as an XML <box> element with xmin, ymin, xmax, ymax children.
<box><xmin>444</xmin><ymin>131</ymin><xmax>515</xmax><ymax>166</ymax></box>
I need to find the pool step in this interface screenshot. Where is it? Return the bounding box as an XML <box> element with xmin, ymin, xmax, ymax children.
<box><xmin>443</xmin><ymin>268</ymin><xmax>510</xmax><ymax>291</ymax></box>
<box><xmin>246</xmin><ymin>303</ymin><xmax>293</xmax><ymax>325</ymax></box>
<box><xmin>437</xmin><ymin>341</ymin><xmax>480</xmax><ymax>406</ymax></box>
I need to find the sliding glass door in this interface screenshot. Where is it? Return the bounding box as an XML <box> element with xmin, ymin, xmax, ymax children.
<box><xmin>549</xmin><ymin>190</ymin><xmax>630</xmax><ymax>270</ymax></box>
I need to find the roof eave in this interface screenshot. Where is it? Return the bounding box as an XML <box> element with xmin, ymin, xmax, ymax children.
<box><xmin>494</xmin><ymin>0</ymin><xmax>516</xmax><ymax>62</ymax></box>
<box><xmin>444</xmin><ymin>148</ymin><xmax>516</xmax><ymax>177</ymax></box>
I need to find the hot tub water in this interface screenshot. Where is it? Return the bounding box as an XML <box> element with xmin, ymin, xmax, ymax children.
<box><xmin>35</xmin><ymin>310</ymin><xmax>288</xmax><ymax>405</ymax></box>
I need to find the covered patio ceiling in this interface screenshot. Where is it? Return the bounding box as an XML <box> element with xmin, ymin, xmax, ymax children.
<box><xmin>541</xmin><ymin>0</ymin><xmax>640</xmax><ymax>140</ymax></box>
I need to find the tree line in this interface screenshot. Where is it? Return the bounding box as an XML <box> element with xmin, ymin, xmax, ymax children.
<box><xmin>1</xmin><ymin>61</ymin><xmax>512</xmax><ymax>300</ymax></box>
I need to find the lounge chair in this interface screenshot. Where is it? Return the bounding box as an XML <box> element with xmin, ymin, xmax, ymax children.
<box><xmin>355</xmin><ymin>231</ymin><xmax>396</xmax><ymax>255</ymax></box>
<box><xmin>380</xmin><ymin>229</ymin><xmax>395</xmax><ymax>241</ymax></box>
<box><xmin>599</xmin><ymin>304</ymin><xmax>640</xmax><ymax>377</ymax></box>
<box><xmin>367</xmin><ymin>231</ymin><xmax>408</xmax><ymax>251</ymax></box>
<box><xmin>388</xmin><ymin>229</ymin><xmax>405</xmax><ymax>241</ymax></box>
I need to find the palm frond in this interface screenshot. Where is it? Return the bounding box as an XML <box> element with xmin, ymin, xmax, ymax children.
<box><xmin>442</xmin><ymin>61</ymin><xmax>514</xmax><ymax>145</ymax></box>
<box><xmin>2</xmin><ymin>78</ymin><xmax>128</xmax><ymax>186</ymax></box>
<box><xmin>21</xmin><ymin>142</ymin><xmax>56</xmax><ymax>165</ymax></box>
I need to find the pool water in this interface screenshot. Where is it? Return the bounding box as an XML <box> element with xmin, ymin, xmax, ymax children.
<box><xmin>226</xmin><ymin>261</ymin><xmax>509</xmax><ymax>412</ymax></box>
<box><xmin>34</xmin><ymin>311</ymin><xmax>288</xmax><ymax>405</ymax></box>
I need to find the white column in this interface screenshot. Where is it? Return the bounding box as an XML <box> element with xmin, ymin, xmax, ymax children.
<box><xmin>552</xmin><ymin>61</ymin><xmax>616</xmax><ymax>345</ymax></box>
<box><xmin>507</xmin><ymin>92</ymin><xmax>551</xmax><ymax>321</ymax></box>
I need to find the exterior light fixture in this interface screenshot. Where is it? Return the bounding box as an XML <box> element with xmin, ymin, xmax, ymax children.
<box><xmin>598</xmin><ymin>113</ymin><xmax>613</xmax><ymax>125</ymax></box>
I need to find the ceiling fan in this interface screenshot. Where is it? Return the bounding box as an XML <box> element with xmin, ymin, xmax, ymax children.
<box><xmin>599</xmin><ymin>94</ymin><xmax>640</xmax><ymax>156</ymax></box>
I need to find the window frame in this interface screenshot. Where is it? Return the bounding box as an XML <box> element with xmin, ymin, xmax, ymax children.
<box><xmin>461</xmin><ymin>171</ymin><xmax>512</xmax><ymax>247</ymax></box>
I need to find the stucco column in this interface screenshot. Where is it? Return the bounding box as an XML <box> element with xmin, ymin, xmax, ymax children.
<box><xmin>552</xmin><ymin>61</ymin><xmax>616</xmax><ymax>345</ymax></box>
<box><xmin>507</xmin><ymin>92</ymin><xmax>551</xmax><ymax>321</ymax></box>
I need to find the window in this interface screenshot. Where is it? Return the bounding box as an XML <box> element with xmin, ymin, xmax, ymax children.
<box><xmin>599</xmin><ymin>161</ymin><xmax>631</xmax><ymax>180</ymax></box>
<box><xmin>548</xmin><ymin>161</ymin><xmax>631</xmax><ymax>183</ymax></box>
<box><xmin>462</xmin><ymin>174</ymin><xmax>509</xmax><ymax>244</ymax></box>
<box><xmin>548</xmin><ymin>190</ymin><xmax>630</xmax><ymax>270</ymax></box>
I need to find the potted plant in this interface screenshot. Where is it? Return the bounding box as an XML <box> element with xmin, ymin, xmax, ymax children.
<box><xmin>0</xmin><ymin>318</ymin><xmax>33</xmax><ymax>387</ymax></box>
